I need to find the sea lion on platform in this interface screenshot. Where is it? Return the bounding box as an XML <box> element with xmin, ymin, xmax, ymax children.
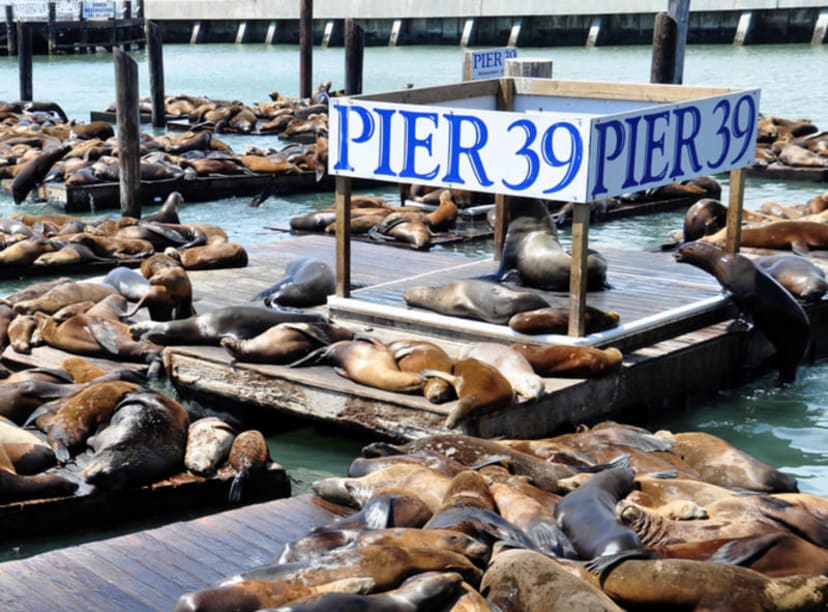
<box><xmin>508</xmin><ymin>304</ymin><xmax>620</xmax><ymax>335</ymax></box>
<box><xmin>388</xmin><ymin>338</ymin><xmax>455</xmax><ymax>404</ymax></box>
<box><xmin>184</xmin><ymin>416</ymin><xmax>236</xmax><ymax>477</ymax></box>
<box><xmin>291</xmin><ymin>337</ymin><xmax>426</xmax><ymax>394</ymax></box>
<box><xmin>709</xmin><ymin>531</ymin><xmax>828</xmax><ymax>578</ymax></box>
<box><xmin>13</xmin><ymin>281</ymin><xmax>116</xmax><ymax>316</ymax></box>
<box><xmin>220</xmin><ymin>321</ymin><xmax>355</xmax><ymax>364</ymax></box>
<box><xmin>10</xmin><ymin>144</ymin><xmax>71</xmax><ymax>203</ymax></box>
<box><xmin>7</xmin><ymin>314</ymin><xmax>37</xmax><ymax>353</ymax></box>
<box><xmin>164</xmin><ymin>242</ymin><xmax>248</xmax><ymax>270</ymax></box>
<box><xmin>326</xmin><ymin>491</ymin><xmax>434</xmax><ymax>531</ymax></box>
<box><xmin>404</xmin><ymin>279</ymin><xmax>548</xmax><ymax>325</ymax></box>
<box><xmin>368</xmin><ymin>215</ymin><xmax>433</xmax><ymax>249</ymax></box>
<box><xmin>252</xmin><ymin>257</ymin><xmax>336</xmax><ymax>309</ymax></box>
<box><xmin>511</xmin><ymin>343</ymin><xmax>624</xmax><ymax>378</ymax></box>
<box><xmin>496</xmin><ymin>198</ymin><xmax>609</xmax><ymax>291</ymax></box>
<box><xmin>129</xmin><ymin>305</ymin><xmax>328</xmax><ymax>345</ymax></box>
<box><xmin>0</xmin><ymin>415</ymin><xmax>56</xmax><ymax>474</ymax></box>
<box><xmin>0</xmin><ymin>445</ymin><xmax>78</xmax><ymax>503</ymax></box>
<box><xmin>33</xmin><ymin>242</ymin><xmax>113</xmax><ymax>267</ymax></box>
<box><xmin>1</xmin><ymin>277</ymin><xmax>73</xmax><ymax>307</ymax></box>
<box><xmin>227</xmin><ymin>429</ymin><xmax>270</xmax><ymax>503</ymax></box>
<box><xmin>705</xmin><ymin>219</ymin><xmax>828</xmax><ymax>254</ymax></box>
<box><xmin>123</xmin><ymin>260</ymin><xmax>195</xmax><ymax>322</ymax></box>
<box><xmin>68</xmin><ymin>233</ymin><xmax>154</xmax><ymax>259</ymax></box>
<box><xmin>70</xmin><ymin>120</ymin><xmax>115</xmax><ymax>140</ymax></box>
<box><xmin>83</xmin><ymin>390</ymin><xmax>189</xmax><ymax>490</ymax></box>
<box><xmin>754</xmin><ymin>253</ymin><xmax>828</xmax><ymax>303</ymax></box>
<box><xmin>456</xmin><ymin>342</ymin><xmax>544</xmax><ymax>402</ymax></box>
<box><xmin>0</xmin><ymin>379</ymin><xmax>83</xmax><ymax>425</ymax></box>
<box><xmin>0</xmin><ymin>237</ymin><xmax>56</xmax><ymax>267</ymax></box>
<box><xmin>481</xmin><ymin>549</ymin><xmax>623</xmax><ymax>612</ymax></box>
<box><xmin>674</xmin><ymin>241</ymin><xmax>811</xmax><ymax>383</ymax></box>
<box><xmin>683</xmin><ymin>198</ymin><xmax>728</xmax><ymax>242</ymax></box>
<box><xmin>102</xmin><ymin>267</ymin><xmax>150</xmax><ymax>302</ymax></box>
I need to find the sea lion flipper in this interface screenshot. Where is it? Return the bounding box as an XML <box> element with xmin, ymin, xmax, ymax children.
<box><xmin>710</xmin><ymin>533</ymin><xmax>785</xmax><ymax>567</ymax></box>
<box><xmin>586</xmin><ymin>550</ymin><xmax>653</xmax><ymax>582</ymax></box>
<box><xmin>228</xmin><ymin>469</ymin><xmax>247</xmax><ymax>504</ymax></box>
<box><xmin>791</xmin><ymin>240</ymin><xmax>810</xmax><ymax>256</ymax></box>
<box><xmin>286</xmin><ymin>345</ymin><xmax>330</xmax><ymax>368</ymax></box>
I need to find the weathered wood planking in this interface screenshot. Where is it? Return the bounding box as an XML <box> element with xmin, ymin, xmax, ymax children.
<box><xmin>0</xmin><ymin>494</ymin><xmax>351</xmax><ymax>612</ymax></box>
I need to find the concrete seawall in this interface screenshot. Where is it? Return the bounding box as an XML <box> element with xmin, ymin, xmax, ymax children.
<box><xmin>144</xmin><ymin>1</ymin><xmax>828</xmax><ymax>46</ymax></box>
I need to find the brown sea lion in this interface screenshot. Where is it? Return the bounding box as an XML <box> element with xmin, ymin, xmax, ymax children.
<box><xmin>481</xmin><ymin>549</ymin><xmax>623</xmax><ymax>612</ymax></box>
<box><xmin>348</xmin><ymin>450</ymin><xmax>469</xmax><ymax>479</ymax></box>
<box><xmin>13</xmin><ymin>281</ymin><xmax>116</xmax><ymax>315</ymax></box>
<box><xmin>184</xmin><ymin>416</ymin><xmax>236</xmax><ymax>477</ymax></box>
<box><xmin>227</xmin><ymin>429</ymin><xmax>270</xmax><ymax>503</ymax></box>
<box><xmin>290</xmin><ymin>337</ymin><xmax>426</xmax><ymax>394</ymax></box>
<box><xmin>704</xmin><ymin>219</ymin><xmax>828</xmax><ymax>254</ymax></box>
<box><xmin>0</xmin><ymin>277</ymin><xmax>73</xmax><ymax>307</ymax></box>
<box><xmin>709</xmin><ymin>532</ymin><xmax>828</xmax><ymax>578</ymax></box>
<box><xmin>326</xmin><ymin>491</ymin><xmax>434</xmax><ymax>531</ymax></box>
<box><xmin>404</xmin><ymin>279</ymin><xmax>548</xmax><ymax>325</ymax></box>
<box><xmin>0</xmin><ymin>445</ymin><xmax>78</xmax><ymax>503</ymax></box>
<box><xmin>683</xmin><ymin>197</ymin><xmax>728</xmax><ymax>242</ymax></box>
<box><xmin>123</xmin><ymin>264</ymin><xmax>195</xmax><ymax>321</ymax></box>
<box><xmin>7</xmin><ymin>314</ymin><xmax>37</xmax><ymax>353</ymax></box>
<box><xmin>511</xmin><ymin>343</ymin><xmax>624</xmax><ymax>378</ymax></box>
<box><xmin>0</xmin><ymin>379</ymin><xmax>84</xmax><ymax>425</ymax></box>
<box><xmin>68</xmin><ymin>233</ymin><xmax>154</xmax><ymax>259</ymax></box>
<box><xmin>60</xmin><ymin>356</ymin><xmax>108</xmax><ymax>383</ymax></box>
<box><xmin>508</xmin><ymin>304</ymin><xmax>621</xmax><ymax>335</ymax></box>
<box><xmin>83</xmin><ymin>390</ymin><xmax>189</xmax><ymax>490</ymax></box>
<box><xmin>10</xmin><ymin>144</ymin><xmax>71</xmax><ymax>203</ymax></box>
<box><xmin>142</xmin><ymin>191</ymin><xmax>182</xmax><ymax>224</ymax></box>
<box><xmin>456</xmin><ymin>342</ymin><xmax>544</xmax><ymax>401</ymax></box>
<box><xmin>0</xmin><ymin>415</ymin><xmax>56</xmax><ymax>474</ymax></box>
<box><xmin>674</xmin><ymin>240</ymin><xmax>811</xmax><ymax>384</ymax></box>
<box><xmin>0</xmin><ymin>304</ymin><xmax>15</xmax><ymax>351</ymax></box>
<box><xmin>220</xmin><ymin>321</ymin><xmax>355</xmax><ymax>364</ymax></box>
<box><xmin>164</xmin><ymin>242</ymin><xmax>248</xmax><ymax>270</ymax></box>
<box><xmin>70</xmin><ymin>121</ymin><xmax>115</xmax><ymax>140</ymax></box>
<box><xmin>368</xmin><ymin>215</ymin><xmax>433</xmax><ymax>249</ymax></box>
<box><xmin>388</xmin><ymin>338</ymin><xmax>455</xmax><ymax>404</ymax></box>
<box><xmin>0</xmin><ymin>237</ymin><xmax>56</xmax><ymax>267</ymax></box>
<box><xmin>754</xmin><ymin>253</ymin><xmax>828</xmax><ymax>303</ymax></box>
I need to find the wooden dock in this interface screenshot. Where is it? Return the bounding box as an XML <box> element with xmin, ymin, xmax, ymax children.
<box><xmin>0</xmin><ymin>494</ymin><xmax>350</xmax><ymax>612</ymax></box>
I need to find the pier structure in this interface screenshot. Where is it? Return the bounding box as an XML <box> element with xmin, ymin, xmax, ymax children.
<box><xmin>140</xmin><ymin>1</ymin><xmax>828</xmax><ymax>47</ymax></box>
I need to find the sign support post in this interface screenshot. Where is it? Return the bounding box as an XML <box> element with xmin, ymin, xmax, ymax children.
<box><xmin>335</xmin><ymin>175</ymin><xmax>352</xmax><ymax>298</ymax></box>
<box><xmin>725</xmin><ymin>168</ymin><xmax>745</xmax><ymax>255</ymax></box>
<box><xmin>568</xmin><ymin>202</ymin><xmax>591</xmax><ymax>336</ymax></box>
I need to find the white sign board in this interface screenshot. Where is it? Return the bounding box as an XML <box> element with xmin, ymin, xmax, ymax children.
<box><xmin>82</xmin><ymin>1</ymin><xmax>116</xmax><ymax>20</ymax></box>
<box><xmin>329</xmin><ymin>89</ymin><xmax>760</xmax><ymax>202</ymax></box>
<box><xmin>466</xmin><ymin>47</ymin><xmax>518</xmax><ymax>80</ymax></box>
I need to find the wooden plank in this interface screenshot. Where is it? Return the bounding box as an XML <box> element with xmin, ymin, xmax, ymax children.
<box><xmin>512</xmin><ymin>77</ymin><xmax>744</xmax><ymax>103</ymax></box>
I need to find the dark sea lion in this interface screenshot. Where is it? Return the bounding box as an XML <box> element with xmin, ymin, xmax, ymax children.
<box><xmin>102</xmin><ymin>266</ymin><xmax>151</xmax><ymax>302</ymax></box>
<box><xmin>511</xmin><ymin>343</ymin><xmax>624</xmax><ymax>378</ymax></box>
<box><xmin>252</xmin><ymin>256</ymin><xmax>336</xmax><ymax>308</ymax></box>
<box><xmin>227</xmin><ymin>429</ymin><xmax>270</xmax><ymax>503</ymax></box>
<box><xmin>554</xmin><ymin>465</ymin><xmax>648</xmax><ymax>574</ymax></box>
<box><xmin>289</xmin><ymin>209</ymin><xmax>338</xmax><ymax>231</ymax></box>
<box><xmin>266</xmin><ymin>571</ymin><xmax>465</xmax><ymax>612</ymax></box>
<box><xmin>481</xmin><ymin>549</ymin><xmax>623</xmax><ymax>612</ymax></box>
<box><xmin>129</xmin><ymin>305</ymin><xmax>328</xmax><ymax>345</ymax></box>
<box><xmin>754</xmin><ymin>253</ymin><xmax>827</xmax><ymax>303</ymax></box>
<box><xmin>33</xmin><ymin>242</ymin><xmax>112</xmax><ymax>267</ymax></box>
<box><xmin>508</xmin><ymin>304</ymin><xmax>621</xmax><ymax>335</ymax></box>
<box><xmin>11</xmin><ymin>144</ymin><xmax>71</xmax><ymax>203</ymax></box>
<box><xmin>70</xmin><ymin>120</ymin><xmax>115</xmax><ymax>140</ymax></box>
<box><xmin>0</xmin><ymin>379</ymin><xmax>83</xmax><ymax>425</ymax></box>
<box><xmin>184</xmin><ymin>416</ymin><xmax>236</xmax><ymax>477</ymax></box>
<box><xmin>683</xmin><ymin>198</ymin><xmax>728</xmax><ymax>242</ymax></box>
<box><xmin>45</xmin><ymin>380</ymin><xmax>141</xmax><ymax>463</ymax></box>
<box><xmin>674</xmin><ymin>240</ymin><xmax>811</xmax><ymax>383</ymax></box>
<box><xmin>404</xmin><ymin>279</ymin><xmax>548</xmax><ymax>325</ymax></box>
<box><xmin>710</xmin><ymin>532</ymin><xmax>828</xmax><ymax>578</ymax></box>
<box><xmin>142</xmin><ymin>191</ymin><xmax>182</xmax><ymax>224</ymax></box>
<box><xmin>83</xmin><ymin>390</ymin><xmax>189</xmax><ymax>490</ymax></box>
<box><xmin>220</xmin><ymin>321</ymin><xmax>355</xmax><ymax>364</ymax></box>
<box><xmin>496</xmin><ymin>198</ymin><xmax>609</xmax><ymax>291</ymax></box>
<box><xmin>0</xmin><ymin>415</ymin><xmax>56</xmax><ymax>474</ymax></box>
<box><xmin>658</xmin><ymin>430</ymin><xmax>799</xmax><ymax>493</ymax></box>
<box><xmin>165</xmin><ymin>242</ymin><xmax>248</xmax><ymax>270</ymax></box>
<box><xmin>291</xmin><ymin>337</ymin><xmax>426</xmax><ymax>394</ymax></box>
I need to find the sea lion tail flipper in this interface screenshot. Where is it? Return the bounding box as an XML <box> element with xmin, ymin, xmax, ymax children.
<box><xmin>579</xmin><ymin>453</ymin><xmax>631</xmax><ymax>474</ymax></box>
<box><xmin>146</xmin><ymin>358</ymin><xmax>165</xmax><ymax>380</ymax></box>
<box><xmin>23</xmin><ymin>403</ymin><xmax>54</xmax><ymax>429</ymax></box>
<box><xmin>468</xmin><ymin>455</ymin><xmax>513</xmax><ymax>470</ymax></box>
<box><xmin>285</xmin><ymin>345</ymin><xmax>330</xmax><ymax>368</ymax></box>
<box><xmin>648</xmin><ymin>470</ymin><xmax>680</xmax><ymax>480</ymax></box>
<box><xmin>85</xmin><ymin>319</ymin><xmax>121</xmax><ymax>356</ymax></box>
<box><xmin>528</xmin><ymin>519</ymin><xmax>579</xmax><ymax>559</ymax></box>
<box><xmin>53</xmin><ymin>442</ymin><xmax>71</xmax><ymax>465</ymax></box>
<box><xmin>586</xmin><ymin>550</ymin><xmax>653</xmax><ymax>583</ymax></box>
<box><xmin>228</xmin><ymin>469</ymin><xmax>248</xmax><ymax>504</ymax></box>
<box><xmin>361</xmin><ymin>441</ymin><xmax>404</xmax><ymax>457</ymax></box>
<box><xmin>710</xmin><ymin>533</ymin><xmax>785</xmax><ymax>567</ymax></box>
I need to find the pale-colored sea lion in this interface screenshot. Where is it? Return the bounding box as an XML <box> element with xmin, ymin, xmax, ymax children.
<box><xmin>252</xmin><ymin>256</ymin><xmax>336</xmax><ymax>309</ymax></box>
<box><xmin>291</xmin><ymin>337</ymin><xmax>426</xmax><ymax>394</ymax></box>
<box><xmin>164</xmin><ymin>242</ymin><xmax>248</xmax><ymax>270</ymax></box>
<box><xmin>184</xmin><ymin>416</ymin><xmax>236</xmax><ymax>477</ymax></box>
<box><xmin>102</xmin><ymin>266</ymin><xmax>150</xmax><ymax>302</ymax></box>
<box><xmin>220</xmin><ymin>321</ymin><xmax>355</xmax><ymax>364</ymax></box>
<box><xmin>704</xmin><ymin>219</ymin><xmax>828</xmax><ymax>254</ymax></box>
<box><xmin>456</xmin><ymin>342</ymin><xmax>544</xmax><ymax>401</ymax></box>
<box><xmin>0</xmin><ymin>237</ymin><xmax>56</xmax><ymax>267</ymax></box>
<box><xmin>0</xmin><ymin>415</ymin><xmax>56</xmax><ymax>474</ymax></box>
<box><xmin>404</xmin><ymin>279</ymin><xmax>548</xmax><ymax>325</ymax></box>
<box><xmin>83</xmin><ymin>390</ymin><xmax>189</xmax><ymax>490</ymax></box>
<box><xmin>45</xmin><ymin>380</ymin><xmax>141</xmax><ymax>463</ymax></box>
<box><xmin>13</xmin><ymin>281</ymin><xmax>116</xmax><ymax>315</ymax></box>
<box><xmin>754</xmin><ymin>253</ymin><xmax>827</xmax><ymax>303</ymax></box>
<box><xmin>7</xmin><ymin>314</ymin><xmax>37</xmax><ymax>353</ymax></box>
<box><xmin>227</xmin><ymin>429</ymin><xmax>270</xmax><ymax>503</ymax></box>
<box><xmin>675</xmin><ymin>240</ymin><xmax>811</xmax><ymax>383</ymax></box>
<box><xmin>511</xmin><ymin>343</ymin><xmax>624</xmax><ymax>378</ymax></box>
<box><xmin>129</xmin><ymin>305</ymin><xmax>328</xmax><ymax>345</ymax></box>
<box><xmin>11</xmin><ymin>144</ymin><xmax>71</xmax><ymax>203</ymax></box>
<box><xmin>481</xmin><ymin>549</ymin><xmax>623</xmax><ymax>612</ymax></box>
<box><xmin>508</xmin><ymin>304</ymin><xmax>621</xmax><ymax>335</ymax></box>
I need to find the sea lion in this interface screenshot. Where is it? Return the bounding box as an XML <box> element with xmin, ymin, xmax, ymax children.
<box><xmin>220</xmin><ymin>321</ymin><xmax>355</xmax><ymax>364</ymax></box>
<box><xmin>388</xmin><ymin>338</ymin><xmax>455</xmax><ymax>403</ymax></box>
<box><xmin>554</xmin><ymin>465</ymin><xmax>648</xmax><ymax>574</ymax></box>
<box><xmin>709</xmin><ymin>531</ymin><xmax>828</xmax><ymax>578</ymax></box>
<box><xmin>0</xmin><ymin>445</ymin><xmax>78</xmax><ymax>503</ymax></box>
<box><xmin>33</xmin><ymin>242</ymin><xmax>113</xmax><ymax>267</ymax></box>
<box><xmin>70</xmin><ymin>120</ymin><xmax>115</xmax><ymax>140</ymax></box>
<box><xmin>0</xmin><ymin>379</ymin><xmax>83</xmax><ymax>425</ymax></box>
<box><xmin>508</xmin><ymin>304</ymin><xmax>621</xmax><ymax>335</ymax></box>
<box><xmin>456</xmin><ymin>342</ymin><xmax>544</xmax><ymax>401</ymax></box>
<box><xmin>164</xmin><ymin>242</ymin><xmax>248</xmax><ymax>270</ymax></box>
<box><xmin>184</xmin><ymin>416</ymin><xmax>236</xmax><ymax>477</ymax></box>
<box><xmin>496</xmin><ymin>198</ymin><xmax>609</xmax><ymax>291</ymax></box>
<box><xmin>0</xmin><ymin>237</ymin><xmax>56</xmax><ymax>267</ymax></box>
<box><xmin>13</xmin><ymin>281</ymin><xmax>116</xmax><ymax>315</ymax></box>
<box><xmin>129</xmin><ymin>305</ymin><xmax>328</xmax><ymax>345</ymax></box>
<box><xmin>143</xmin><ymin>191</ymin><xmax>182</xmax><ymax>224</ymax></box>
<box><xmin>0</xmin><ymin>277</ymin><xmax>73</xmax><ymax>307</ymax></box>
<box><xmin>123</xmin><ymin>263</ymin><xmax>195</xmax><ymax>321</ymax></box>
<box><xmin>325</xmin><ymin>491</ymin><xmax>434</xmax><ymax>531</ymax></box>
<box><xmin>704</xmin><ymin>219</ymin><xmax>828</xmax><ymax>254</ymax></box>
<box><xmin>368</xmin><ymin>215</ymin><xmax>433</xmax><ymax>249</ymax></box>
<box><xmin>0</xmin><ymin>304</ymin><xmax>15</xmax><ymax>351</ymax></box>
<box><xmin>754</xmin><ymin>253</ymin><xmax>828</xmax><ymax>303</ymax></box>
<box><xmin>481</xmin><ymin>549</ymin><xmax>623</xmax><ymax>612</ymax></box>
<box><xmin>102</xmin><ymin>266</ymin><xmax>150</xmax><ymax>302</ymax></box>
<box><xmin>404</xmin><ymin>279</ymin><xmax>548</xmax><ymax>325</ymax></box>
<box><xmin>252</xmin><ymin>257</ymin><xmax>336</xmax><ymax>309</ymax></box>
<box><xmin>68</xmin><ymin>233</ymin><xmax>154</xmax><ymax>259</ymax></box>
<box><xmin>290</xmin><ymin>337</ymin><xmax>426</xmax><ymax>394</ymax></box>
<box><xmin>674</xmin><ymin>240</ymin><xmax>811</xmax><ymax>383</ymax></box>
<box><xmin>0</xmin><ymin>415</ymin><xmax>56</xmax><ymax>474</ymax></box>
<box><xmin>227</xmin><ymin>429</ymin><xmax>270</xmax><ymax>503</ymax></box>
<box><xmin>10</xmin><ymin>144</ymin><xmax>71</xmax><ymax>203</ymax></box>
<box><xmin>683</xmin><ymin>198</ymin><xmax>728</xmax><ymax>242</ymax></box>
<box><xmin>7</xmin><ymin>314</ymin><xmax>37</xmax><ymax>353</ymax></box>
<box><xmin>511</xmin><ymin>343</ymin><xmax>624</xmax><ymax>378</ymax></box>
<box><xmin>44</xmin><ymin>380</ymin><xmax>141</xmax><ymax>463</ymax></box>
<box><xmin>83</xmin><ymin>390</ymin><xmax>189</xmax><ymax>490</ymax></box>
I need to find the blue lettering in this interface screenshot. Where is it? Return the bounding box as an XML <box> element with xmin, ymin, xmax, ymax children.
<box><xmin>591</xmin><ymin>120</ymin><xmax>625</xmax><ymax>197</ymax></box>
<box><xmin>502</xmin><ymin>119</ymin><xmax>539</xmax><ymax>191</ymax></box>
<box><xmin>621</xmin><ymin>116</ymin><xmax>641</xmax><ymax>190</ymax></box>
<box><xmin>372</xmin><ymin>107</ymin><xmax>397</xmax><ymax>177</ymax></box>
<box><xmin>399</xmin><ymin>110</ymin><xmax>440</xmax><ymax>181</ymax></box>
<box><xmin>640</xmin><ymin>110</ymin><xmax>670</xmax><ymax>184</ymax></box>
<box><xmin>707</xmin><ymin>99</ymin><xmax>731</xmax><ymax>170</ymax></box>
<box><xmin>670</xmin><ymin>105</ymin><xmax>703</xmax><ymax>179</ymax></box>
<box><xmin>442</xmin><ymin>113</ymin><xmax>493</xmax><ymax>186</ymax></box>
<box><xmin>332</xmin><ymin>104</ymin><xmax>374</xmax><ymax>172</ymax></box>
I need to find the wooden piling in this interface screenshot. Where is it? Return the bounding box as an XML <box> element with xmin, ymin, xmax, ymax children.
<box><xmin>668</xmin><ymin>0</ymin><xmax>690</xmax><ymax>83</ymax></box>
<box><xmin>344</xmin><ymin>19</ymin><xmax>364</xmax><ymax>95</ymax></box>
<box><xmin>47</xmin><ymin>1</ymin><xmax>57</xmax><ymax>54</ymax></box>
<box><xmin>508</xmin><ymin>19</ymin><xmax>522</xmax><ymax>47</ymax></box>
<box><xmin>650</xmin><ymin>12</ymin><xmax>678</xmax><ymax>84</ymax></box>
<box><xmin>145</xmin><ymin>20</ymin><xmax>165</xmax><ymax>128</ymax></box>
<box><xmin>321</xmin><ymin>20</ymin><xmax>334</xmax><ymax>48</ymax></box>
<box><xmin>299</xmin><ymin>0</ymin><xmax>313</xmax><ymax>99</ymax></box>
<box><xmin>17</xmin><ymin>23</ymin><xmax>32</xmax><ymax>101</ymax></box>
<box><xmin>5</xmin><ymin>5</ymin><xmax>16</xmax><ymax>56</ymax></box>
<box><xmin>586</xmin><ymin>16</ymin><xmax>602</xmax><ymax>47</ymax></box>
<box><xmin>389</xmin><ymin>19</ymin><xmax>402</xmax><ymax>46</ymax></box>
<box><xmin>114</xmin><ymin>49</ymin><xmax>141</xmax><ymax>218</ymax></box>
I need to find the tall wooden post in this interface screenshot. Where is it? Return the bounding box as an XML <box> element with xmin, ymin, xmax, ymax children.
<box><xmin>145</xmin><ymin>20</ymin><xmax>166</xmax><ymax>128</ymax></box>
<box><xmin>17</xmin><ymin>23</ymin><xmax>33</xmax><ymax>101</ymax></box>
<box><xmin>114</xmin><ymin>49</ymin><xmax>141</xmax><ymax>218</ymax></box>
<box><xmin>299</xmin><ymin>0</ymin><xmax>313</xmax><ymax>99</ymax></box>
<box><xmin>725</xmin><ymin>169</ymin><xmax>745</xmax><ymax>255</ymax></box>
<box><xmin>47</xmin><ymin>1</ymin><xmax>57</xmax><ymax>55</ymax></box>
<box><xmin>334</xmin><ymin>176</ymin><xmax>352</xmax><ymax>297</ymax></box>
<box><xmin>668</xmin><ymin>0</ymin><xmax>690</xmax><ymax>83</ymax></box>
<box><xmin>650</xmin><ymin>12</ymin><xmax>678</xmax><ymax>84</ymax></box>
<box><xmin>568</xmin><ymin>203</ymin><xmax>590</xmax><ymax>337</ymax></box>
<box><xmin>5</xmin><ymin>5</ymin><xmax>16</xmax><ymax>55</ymax></box>
<box><xmin>344</xmin><ymin>18</ymin><xmax>364</xmax><ymax>95</ymax></box>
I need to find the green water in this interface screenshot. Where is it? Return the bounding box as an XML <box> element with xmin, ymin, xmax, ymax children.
<box><xmin>1</xmin><ymin>42</ymin><xmax>827</xmax><ymax>561</ymax></box>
